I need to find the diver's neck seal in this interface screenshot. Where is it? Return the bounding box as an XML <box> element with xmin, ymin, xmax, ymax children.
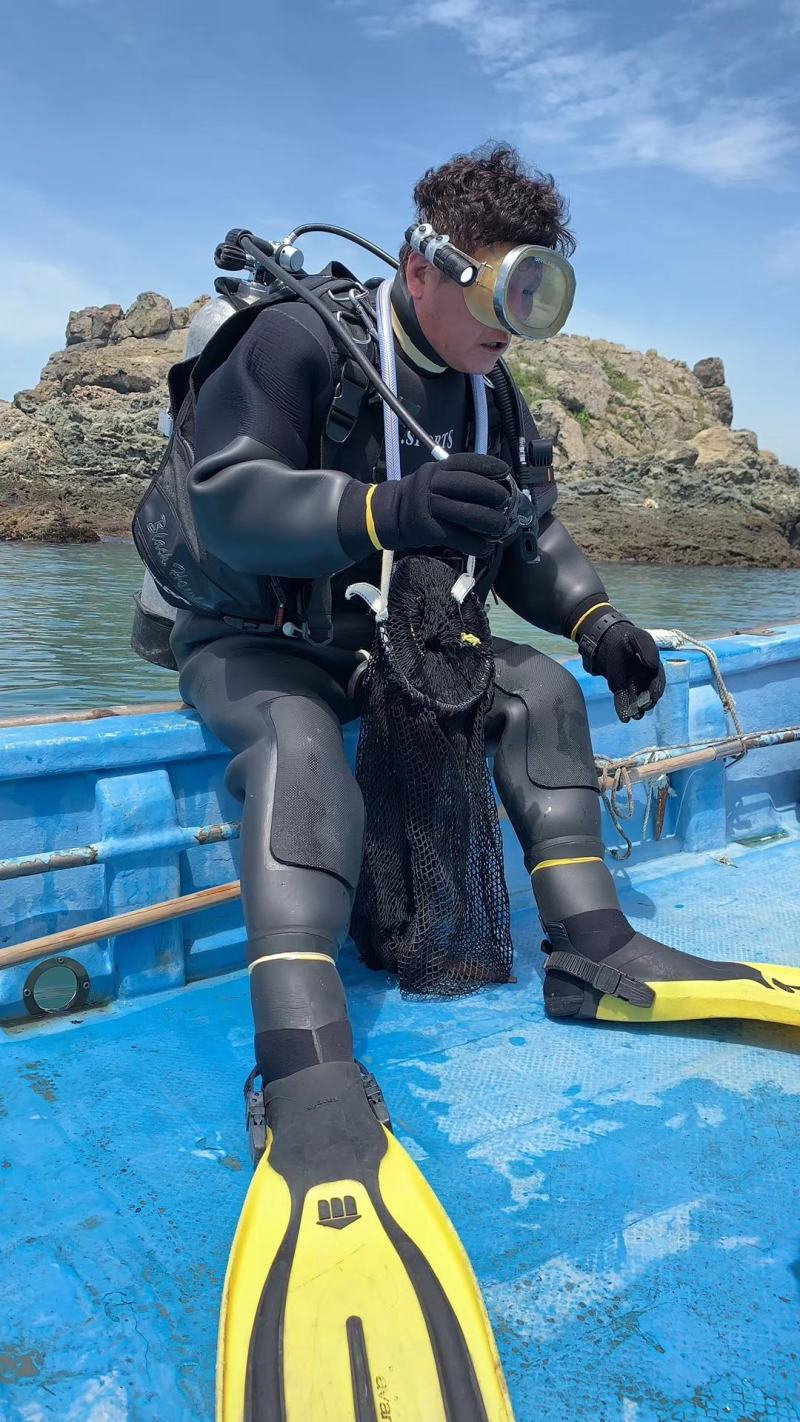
<box><xmin>390</xmin><ymin>266</ymin><xmax>448</xmax><ymax>376</ymax></box>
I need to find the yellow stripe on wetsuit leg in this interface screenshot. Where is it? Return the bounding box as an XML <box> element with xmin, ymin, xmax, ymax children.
<box><xmin>532</xmin><ymin>856</ymin><xmax>604</xmax><ymax>874</ymax></box>
<box><xmin>247</xmin><ymin>951</ymin><xmax>336</xmax><ymax>974</ymax></box>
<box><xmin>532</xmin><ymin>858</ymin><xmax>800</xmax><ymax>1030</ymax></box>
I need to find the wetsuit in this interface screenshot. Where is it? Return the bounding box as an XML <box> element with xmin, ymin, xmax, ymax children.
<box><xmin>171</xmin><ymin>275</ymin><xmax>632</xmax><ymax>1081</ymax></box>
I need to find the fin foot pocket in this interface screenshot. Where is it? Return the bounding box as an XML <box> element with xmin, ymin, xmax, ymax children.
<box><xmin>244</xmin><ymin>1060</ymin><xmax>392</xmax><ymax>1169</ymax></box>
<box><xmin>542</xmin><ymin>931</ymin><xmax>800</xmax><ymax>1028</ymax></box>
<box><xmin>218</xmin><ymin>1061</ymin><xmax>514</xmax><ymax>1420</ymax></box>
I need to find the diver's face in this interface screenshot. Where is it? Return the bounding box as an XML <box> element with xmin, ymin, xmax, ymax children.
<box><xmin>405</xmin><ymin>250</ymin><xmax>511</xmax><ymax>375</ymax></box>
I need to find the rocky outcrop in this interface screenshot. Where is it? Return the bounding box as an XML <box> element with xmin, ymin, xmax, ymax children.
<box><xmin>507</xmin><ymin>335</ymin><xmax>800</xmax><ymax>567</ymax></box>
<box><xmin>0</xmin><ymin>292</ymin><xmax>207</xmax><ymax>540</ymax></box>
<box><xmin>1</xmin><ymin>292</ymin><xmax>798</xmax><ymax>567</ymax></box>
<box><xmin>66</xmin><ymin>304</ymin><xmax>125</xmax><ymax>346</ymax></box>
<box><xmin>692</xmin><ymin>357</ymin><xmax>733</xmax><ymax>426</ymax></box>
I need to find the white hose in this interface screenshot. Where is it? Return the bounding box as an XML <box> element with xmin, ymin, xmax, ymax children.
<box><xmin>375</xmin><ymin>279</ymin><xmax>402</xmax><ymax>618</ymax></box>
<box><xmin>371</xmin><ymin>277</ymin><xmax>489</xmax><ymax>617</ymax></box>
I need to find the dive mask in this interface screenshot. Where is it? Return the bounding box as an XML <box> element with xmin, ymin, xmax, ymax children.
<box><xmin>406</xmin><ymin>223</ymin><xmax>575</xmax><ymax>341</ymax></box>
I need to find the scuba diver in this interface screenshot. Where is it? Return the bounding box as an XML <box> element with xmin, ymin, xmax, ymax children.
<box><xmin>132</xmin><ymin>142</ymin><xmax>800</xmax><ymax>1419</ymax></box>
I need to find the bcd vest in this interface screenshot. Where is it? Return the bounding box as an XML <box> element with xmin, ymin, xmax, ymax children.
<box><xmin>131</xmin><ymin>263</ymin><xmax>542</xmax><ymax>653</ymax></box>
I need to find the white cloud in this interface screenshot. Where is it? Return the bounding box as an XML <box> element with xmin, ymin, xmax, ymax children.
<box><xmin>564</xmin><ymin>306</ymin><xmax>660</xmax><ymax>356</ymax></box>
<box><xmin>0</xmin><ymin>255</ymin><xmax>108</xmax><ymax>349</ymax></box>
<box><xmin>343</xmin><ymin>0</ymin><xmax>800</xmax><ymax>184</ymax></box>
<box><xmin>582</xmin><ymin>102</ymin><xmax>799</xmax><ymax>184</ymax></box>
<box><xmin>0</xmin><ymin>179</ymin><xmax>116</xmax><ymax>258</ymax></box>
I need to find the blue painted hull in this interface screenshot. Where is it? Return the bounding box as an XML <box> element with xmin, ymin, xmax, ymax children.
<box><xmin>2</xmin><ymin>624</ymin><xmax>799</xmax><ymax>1419</ymax></box>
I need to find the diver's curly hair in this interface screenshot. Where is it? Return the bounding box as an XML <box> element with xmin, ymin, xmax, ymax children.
<box><xmin>399</xmin><ymin>140</ymin><xmax>574</xmax><ymax>269</ymax></box>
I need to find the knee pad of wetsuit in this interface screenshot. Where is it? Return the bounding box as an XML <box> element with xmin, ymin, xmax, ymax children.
<box><xmin>494</xmin><ymin>646</ymin><xmax>597</xmax><ymax>789</ymax></box>
<box><xmin>268</xmin><ymin>696</ymin><xmax>365</xmax><ymax>892</ymax></box>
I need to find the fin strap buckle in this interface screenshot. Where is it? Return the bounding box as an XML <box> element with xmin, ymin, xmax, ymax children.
<box><xmin>546</xmin><ymin>950</ymin><xmax>656</xmax><ymax>1008</ymax></box>
<box><xmin>243</xmin><ymin>1066</ymin><xmax>267</xmax><ymax>1168</ymax></box>
<box><xmin>357</xmin><ymin>1062</ymin><xmax>393</xmax><ymax>1133</ymax></box>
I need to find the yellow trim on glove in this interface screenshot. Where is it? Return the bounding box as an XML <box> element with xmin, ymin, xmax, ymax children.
<box><xmin>569</xmin><ymin>601</ymin><xmax>611</xmax><ymax>642</ymax></box>
<box><xmin>365</xmin><ymin>483</ymin><xmax>383</xmax><ymax>551</ymax></box>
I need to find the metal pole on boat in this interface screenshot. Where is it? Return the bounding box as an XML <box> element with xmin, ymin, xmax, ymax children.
<box><xmin>0</xmin><ymin>820</ymin><xmax>241</xmax><ymax>883</ymax></box>
<box><xmin>1</xmin><ymin>725</ymin><xmax>798</xmax><ymax>974</ymax></box>
<box><xmin>596</xmin><ymin>723</ymin><xmax>800</xmax><ymax>791</ymax></box>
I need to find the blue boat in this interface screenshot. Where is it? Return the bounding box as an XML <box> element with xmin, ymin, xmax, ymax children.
<box><xmin>1</xmin><ymin>620</ymin><xmax>799</xmax><ymax>1420</ymax></box>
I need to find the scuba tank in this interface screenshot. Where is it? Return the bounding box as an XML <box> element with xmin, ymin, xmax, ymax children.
<box><xmin>130</xmin><ymin>280</ymin><xmax>270</xmax><ymax>671</ymax></box>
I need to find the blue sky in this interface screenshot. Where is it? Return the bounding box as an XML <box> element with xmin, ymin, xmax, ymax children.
<box><xmin>1</xmin><ymin>0</ymin><xmax>799</xmax><ymax>464</ymax></box>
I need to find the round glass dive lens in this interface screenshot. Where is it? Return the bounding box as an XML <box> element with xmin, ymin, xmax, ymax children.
<box><xmin>405</xmin><ymin>224</ymin><xmax>575</xmax><ymax>341</ymax></box>
<box><xmin>464</xmin><ymin>244</ymin><xmax>576</xmax><ymax>341</ymax></box>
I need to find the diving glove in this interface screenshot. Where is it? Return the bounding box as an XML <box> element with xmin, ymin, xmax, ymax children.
<box><xmin>339</xmin><ymin>452</ymin><xmax>523</xmax><ymax>560</ymax></box>
<box><xmin>577</xmin><ymin>606</ymin><xmax>666</xmax><ymax>722</ymax></box>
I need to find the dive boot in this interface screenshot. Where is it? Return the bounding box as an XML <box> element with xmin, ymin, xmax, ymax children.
<box><xmin>542</xmin><ymin>928</ymin><xmax>800</xmax><ymax>1027</ymax></box>
<box><xmin>217</xmin><ymin>1058</ymin><xmax>515</xmax><ymax>1421</ymax></box>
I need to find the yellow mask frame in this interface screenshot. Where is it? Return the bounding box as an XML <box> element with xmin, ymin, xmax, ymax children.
<box><xmin>464</xmin><ymin>242</ymin><xmax>576</xmax><ymax>341</ymax></box>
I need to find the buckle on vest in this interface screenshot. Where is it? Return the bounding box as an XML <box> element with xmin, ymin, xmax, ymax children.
<box><xmin>281</xmin><ymin>619</ymin><xmax>335</xmax><ymax>646</ymax></box>
<box><xmin>325</xmin><ymin>358</ymin><xmax>370</xmax><ymax>445</ymax></box>
<box><xmin>221</xmin><ymin>614</ymin><xmax>279</xmax><ymax>635</ymax></box>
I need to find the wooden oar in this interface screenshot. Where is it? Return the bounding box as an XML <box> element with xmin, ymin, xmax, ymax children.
<box><xmin>0</xmin><ymin>702</ymin><xmax>187</xmax><ymax>730</ymax></box>
<box><xmin>1</xmin><ymin>880</ymin><xmax>241</xmax><ymax>972</ymax></box>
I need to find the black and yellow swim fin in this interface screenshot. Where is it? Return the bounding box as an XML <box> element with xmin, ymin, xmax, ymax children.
<box><xmin>543</xmin><ymin>931</ymin><xmax>800</xmax><ymax>1027</ymax></box>
<box><xmin>216</xmin><ymin>1059</ymin><xmax>514</xmax><ymax>1421</ymax></box>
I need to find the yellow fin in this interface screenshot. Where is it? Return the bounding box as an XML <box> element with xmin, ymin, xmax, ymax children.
<box><xmin>596</xmin><ymin>963</ymin><xmax>800</xmax><ymax>1027</ymax></box>
<box><xmin>217</xmin><ymin>1101</ymin><xmax>515</xmax><ymax>1420</ymax></box>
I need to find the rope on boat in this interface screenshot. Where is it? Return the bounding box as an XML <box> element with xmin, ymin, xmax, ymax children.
<box><xmin>596</xmin><ymin>627</ymin><xmax>788</xmax><ymax>860</ymax></box>
<box><xmin>648</xmin><ymin>627</ymin><xmax>748</xmax><ymax>756</ymax></box>
<box><xmin>0</xmin><ymin>629</ymin><xmax>797</xmax><ymax>897</ymax></box>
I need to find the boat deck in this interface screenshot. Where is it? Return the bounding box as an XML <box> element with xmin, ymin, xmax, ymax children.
<box><xmin>2</xmin><ymin>832</ymin><xmax>799</xmax><ymax>1421</ymax></box>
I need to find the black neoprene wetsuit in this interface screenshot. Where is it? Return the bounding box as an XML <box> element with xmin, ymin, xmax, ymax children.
<box><xmin>171</xmin><ymin>277</ymin><xmax>608</xmax><ymax>663</ymax></box>
<box><xmin>172</xmin><ymin>274</ymin><xmax>629</xmax><ymax>1084</ymax></box>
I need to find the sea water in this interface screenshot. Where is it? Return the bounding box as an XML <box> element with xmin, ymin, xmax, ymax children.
<box><xmin>0</xmin><ymin>541</ymin><xmax>798</xmax><ymax>715</ymax></box>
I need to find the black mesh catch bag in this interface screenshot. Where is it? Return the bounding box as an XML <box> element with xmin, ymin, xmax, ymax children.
<box><xmin>350</xmin><ymin>554</ymin><xmax>513</xmax><ymax>997</ymax></box>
